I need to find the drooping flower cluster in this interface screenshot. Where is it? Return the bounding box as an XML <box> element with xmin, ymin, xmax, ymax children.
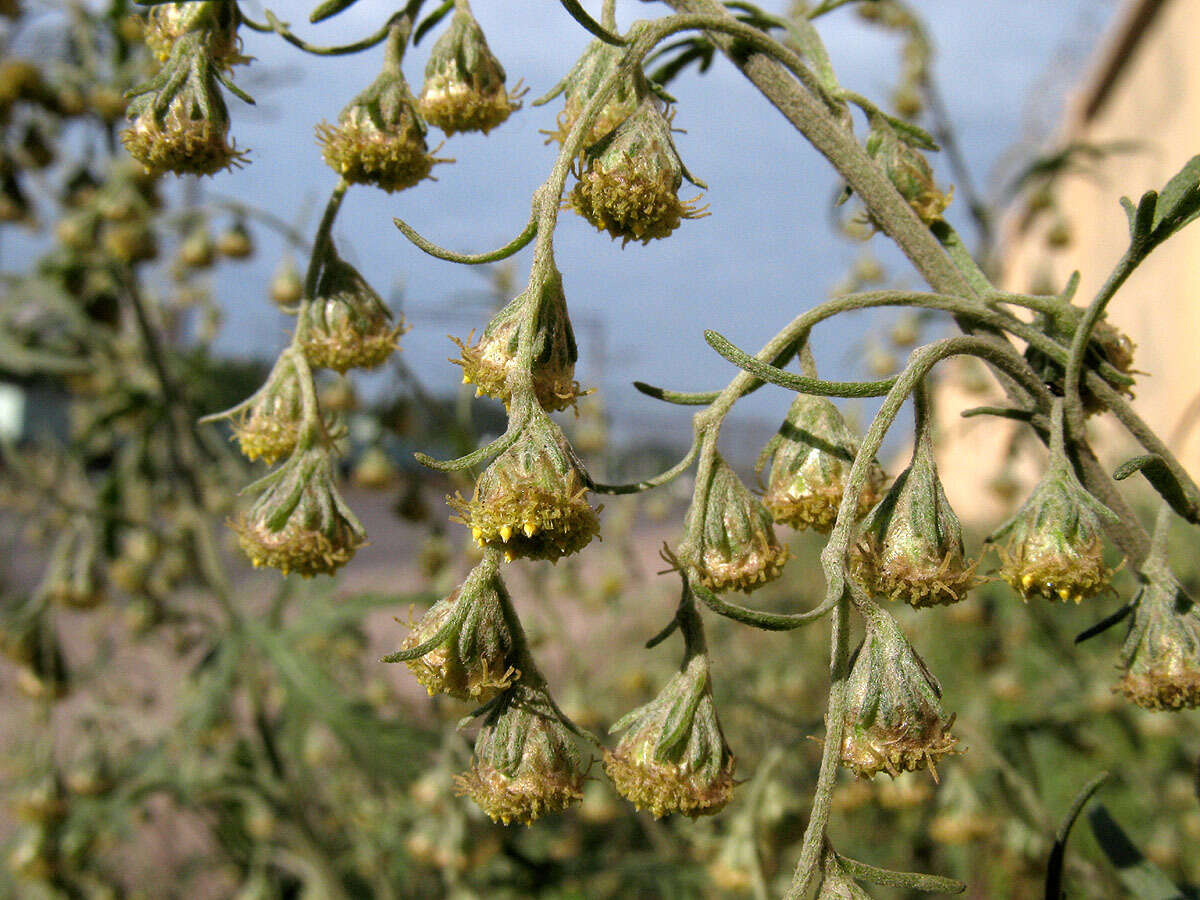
<box><xmin>1116</xmin><ymin>563</ymin><xmax>1200</xmax><ymax>711</ymax></box>
<box><xmin>418</xmin><ymin>8</ymin><xmax>521</xmax><ymax>136</ymax></box>
<box><xmin>299</xmin><ymin>255</ymin><xmax>406</xmax><ymax>374</ymax></box>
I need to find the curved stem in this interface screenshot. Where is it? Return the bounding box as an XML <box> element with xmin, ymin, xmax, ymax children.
<box><xmin>262</xmin><ymin>9</ymin><xmax>405</xmax><ymax>56</ymax></box>
<box><xmin>394</xmin><ymin>215</ymin><xmax>536</xmax><ymax>264</ymax></box>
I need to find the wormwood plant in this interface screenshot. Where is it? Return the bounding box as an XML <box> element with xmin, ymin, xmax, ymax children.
<box><xmin>4</xmin><ymin>0</ymin><xmax>1200</xmax><ymax>896</ymax></box>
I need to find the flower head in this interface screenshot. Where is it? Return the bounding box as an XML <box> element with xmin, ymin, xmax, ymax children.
<box><xmin>840</xmin><ymin>605</ymin><xmax>958</xmax><ymax>780</ymax></box>
<box><xmin>419</xmin><ymin>9</ymin><xmax>520</xmax><ymax>136</ymax></box>
<box><xmin>228</xmin><ymin>355</ymin><xmax>304</xmax><ymax>465</ymax></box>
<box><xmin>604</xmin><ymin>653</ymin><xmax>735</xmax><ymax>818</ymax></box>
<box><xmin>397</xmin><ymin>563</ymin><xmax>519</xmax><ymax>702</ymax></box>
<box><xmin>568</xmin><ymin>95</ymin><xmax>705</xmax><ymax>245</ymax></box>
<box><xmin>122</xmin><ymin>33</ymin><xmax>247</xmax><ymax>176</ymax></box>
<box><xmin>865</xmin><ymin>118</ymin><xmax>951</xmax><ymax>225</ymax></box>
<box><xmin>452</xmin><ymin>266</ymin><xmax>582</xmax><ymax>412</ymax></box>
<box><xmin>988</xmin><ymin>457</ymin><xmax>1117</xmax><ymax>604</ymax></box>
<box><xmin>762</xmin><ymin>394</ymin><xmax>886</xmax><ymax>533</ymax></box>
<box><xmin>449</xmin><ymin>411</ymin><xmax>600</xmax><ymax>562</ymax></box>
<box><xmin>852</xmin><ymin>431</ymin><xmax>978</xmax><ymax>607</ymax></box>
<box><xmin>300</xmin><ymin>256</ymin><xmax>405</xmax><ymax>374</ymax></box>
<box><xmin>456</xmin><ymin>684</ymin><xmax>586</xmax><ymax>825</ymax></box>
<box><xmin>545</xmin><ymin>38</ymin><xmax>642</xmax><ymax>147</ymax></box>
<box><xmin>683</xmin><ymin>455</ymin><xmax>789</xmax><ymax>593</ymax></box>
<box><xmin>231</xmin><ymin>445</ymin><xmax>365</xmax><ymax>576</ymax></box>
<box><xmin>1116</xmin><ymin>563</ymin><xmax>1200</xmax><ymax>711</ymax></box>
<box><xmin>144</xmin><ymin>0</ymin><xmax>243</xmax><ymax>68</ymax></box>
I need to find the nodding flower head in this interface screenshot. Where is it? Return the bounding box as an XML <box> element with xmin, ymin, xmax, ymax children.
<box><xmin>231</xmin><ymin>446</ymin><xmax>365</xmax><ymax>577</ymax></box>
<box><xmin>851</xmin><ymin>434</ymin><xmax>979</xmax><ymax>608</ymax></box>
<box><xmin>569</xmin><ymin>95</ymin><xmax>706</xmax><ymax>245</ymax></box>
<box><xmin>144</xmin><ymin>0</ymin><xmax>243</xmax><ymax>68</ymax></box>
<box><xmin>988</xmin><ymin>459</ymin><xmax>1117</xmax><ymax>604</ymax></box>
<box><xmin>122</xmin><ymin>34</ymin><xmax>247</xmax><ymax>177</ymax></box>
<box><xmin>452</xmin><ymin>266</ymin><xmax>582</xmax><ymax>412</ymax></box>
<box><xmin>865</xmin><ymin>119</ymin><xmax>951</xmax><ymax>225</ymax></box>
<box><xmin>456</xmin><ymin>684</ymin><xmax>586</xmax><ymax>826</ymax></box>
<box><xmin>1116</xmin><ymin>563</ymin><xmax>1200</xmax><ymax>711</ymax></box>
<box><xmin>683</xmin><ymin>455</ymin><xmax>789</xmax><ymax>594</ymax></box>
<box><xmin>299</xmin><ymin>256</ymin><xmax>405</xmax><ymax>374</ymax></box>
<box><xmin>762</xmin><ymin>394</ymin><xmax>887</xmax><ymax>533</ymax></box>
<box><xmin>419</xmin><ymin>9</ymin><xmax>521</xmax><ymax>136</ymax></box>
<box><xmin>397</xmin><ymin>563</ymin><xmax>519</xmax><ymax>703</ymax></box>
<box><xmin>840</xmin><ymin>605</ymin><xmax>959</xmax><ymax>780</ymax></box>
<box><xmin>449</xmin><ymin>411</ymin><xmax>600</xmax><ymax>562</ymax></box>
<box><xmin>317</xmin><ymin>46</ymin><xmax>445</xmax><ymax>193</ymax></box>
<box><xmin>604</xmin><ymin>653</ymin><xmax>736</xmax><ymax>818</ymax></box>
<box><xmin>545</xmin><ymin>38</ymin><xmax>641</xmax><ymax>148</ymax></box>
<box><xmin>228</xmin><ymin>355</ymin><xmax>304</xmax><ymax>465</ymax></box>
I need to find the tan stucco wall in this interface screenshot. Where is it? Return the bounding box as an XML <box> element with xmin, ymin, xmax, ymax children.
<box><xmin>935</xmin><ymin>0</ymin><xmax>1200</xmax><ymax>524</ymax></box>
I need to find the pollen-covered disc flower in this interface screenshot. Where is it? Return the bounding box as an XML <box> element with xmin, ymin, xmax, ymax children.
<box><xmin>419</xmin><ymin>8</ymin><xmax>521</xmax><ymax>136</ymax></box>
<box><xmin>231</xmin><ymin>445</ymin><xmax>365</xmax><ymax>577</ymax></box>
<box><xmin>569</xmin><ymin>95</ymin><xmax>706</xmax><ymax>245</ymax></box>
<box><xmin>449</xmin><ymin>411</ymin><xmax>599</xmax><ymax>562</ymax></box>
<box><xmin>452</xmin><ymin>266</ymin><xmax>581</xmax><ymax>412</ymax></box>
<box><xmin>761</xmin><ymin>394</ymin><xmax>887</xmax><ymax>533</ymax></box>
<box><xmin>683</xmin><ymin>455</ymin><xmax>789</xmax><ymax>593</ymax></box>
<box><xmin>865</xmin><ymin>118</ymin><xmax>951</xmax><ymax>225</ymax></box>
<box><xmin>394</xmin><ymin>562</ymin><xmax>518</xmax><ymax>702</ymax></box>
<box><xmin>543</xmin><ymin>37</ymin><xmax>641</xmax><ymax>147</ymax></box>
<box><xmin>988</xmin><ymin>455</ymin><xmax>1117</xmax><ymax>604</ymax></box>
<box><xmin>1116</xmin><ymin>562</ymin><xmax>1200</xmax><ymax>711</ymax></box>
<box><xmin>226</xmin><ymin>355</ymin><xmax>304</xmax><ymax>465</ymax></box>
<box><xmin>604</xmin><ymin>653</ymin><xmax>735</xmax><ymax>818</ymax></box>
<box><xmin>318</xmin><ymin>28</ymin><xmax>444</xmax><ymax>193</ymax></box>
<box><xmin>840</xmin><ymin>605</ymin><xmax>958</xmax><ymax>780</ymax></box>
<box><xmin>851</xmin><ymin>428</ymin><xmax>979</xmax><ymax>608</ymax></box>
<box><xmin>456</xmin><ymin>683</ymin><xmax>586</xmax><ymax>825</ymax></box>
<box><xmin>300</xmin><ymin>255</ymin><xmax>405</xmax><ymax>374</ymax></box>
<box><xmin>122</xmin><ymin>33</ymin><xmax>247</xmax><ymax>177</ymax></box>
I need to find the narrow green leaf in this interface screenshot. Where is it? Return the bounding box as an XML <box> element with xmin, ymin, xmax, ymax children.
<box><xmin>413</xmin><ymin>0</ymin><xmax>453</xmax><ymax>46</ymax></box>
<box><xmin>309</xmin><ymin>0</ymin><xmax>357</xmax><ymax>24</ymax></box>
<box><xmin>1087</xmin><ymin>804</ymin><xmax>1187</xmax><ymax>900</ymax></box>
<box><xmin>1112</xmin><ymin>454</ymin><xmax>1200</xmax><ymax>523</ymax></box>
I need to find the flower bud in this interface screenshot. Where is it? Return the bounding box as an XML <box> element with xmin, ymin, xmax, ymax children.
<box><xmin>318</xmin><ymin>36</ymin><xmax>443</xmax><ymax>193</ymax></box>
<box><xmin>452</xmin><ymin>267</ymin><xmax>582</xmax><ymax>412</ymax></box>
<box><xmin>177</xmin><ymin>221</ymin><xmax>215</xmax><ymax>269</ymax></box>
<box><xmin>865</xmin><ymin>120</ymin><xmax>951</xmax><ymax>225</ymax></box>
<box><xmin>851</xmin><ymin>434</ymin><xmax>978</xmax><ymax>608</ymax></box>
<box><xmin>231</xmin><ymin>446</ymin><xmax>366</xmax><ymax>576</ymax></box>
<box><xmin>299</xmin><ymin>256</ymin><xmax>405</xmax><ymax>374</ymax></box>
<box><xmin>145</xmin><ymin>1</ymin><xmax>243</xmax><ymax>67</ymax></box>
<box><xmin>546</xmin><ymin>38</ymin><xmax>641</xmax><ymax>147</ymax></box>
<box><xmin>1023</xmin><ymin>309</ymin><xmax>1137</xmax><ymax>413</ymax></box>
<box><xmin>40</xmin><ymin>520</ymin><xmax>105</xmax><ymax>610</ymax></box>
<box><xmin>683</xmin><ymin>455</ymin><xmax>789</xmax><ymax>593</ymax></box>
<box><xmin>269</xmin><ymin>255</ymin><xmax>304</xmax><ymax>306</ymax></box>
<box><xmin>840</xmin><ymin>606</ymin><xmax>958</xmax><ymax>780</ymax></box>
<box><xmin>229</xmin><ymin>355</ymin><xmax>304</xmax><ymax>465</ymax></box>
<box><xmin>449</xmin><ymin>412</ymin><xmax>600</xmax><ymax>562</ymax></box>
<box><xmin>762</xmin><ymin>394</ymin><xmax>886</xmax><ymax>533</ymax></box>
<box><xmin>101</xmin><ymin>221</ymin><xmax>158</xmax><ymax>263</ymax></box>
<box><xmin>122</xmin><ymin>34</ymin><xmax>247</xmax><ymax>177</ymax></box>
<box><xmin>398</xmin><ymin>563</ymin><xmax>518</xmax><ymax>702</ymax></box>
<box><xmin>419</xmin><ymin>9</ymin><xmax>520</xmax><ymax>136</ymax></box>
<box><xmin>456</xmin><ymin>684</ymin><xmax>586</xmax><ymax>825</ymax></box>
<box><xmin>604</xmin><ymin>653</ymin><xmax>736</xmax><ymax>818</ymax></box>
<box><xmin>988</xmin><ymin>459</ymin><xmax>1117</xmax><ymax>604</ymax></box>
<box><xmin>1116</xmin><ymin>566</ymin><xmax>1200</xmax><ymax>711</ymax></box>
<box><xmin>569</xmin><ymin>95</ymin><xmax>705</xmax><ymax>245</ymax></box>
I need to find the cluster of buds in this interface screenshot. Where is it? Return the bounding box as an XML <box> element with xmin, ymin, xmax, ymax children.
<box><xmin>226</xmin><ymin>354</ymin><xmax>305</xmax><ymax>465</ymax></box>
<box><xmin>449</xmin><ymin>410</ymin><xmax>600</xmax><ymax>562</ymax></box>
<box><xmin>840</xmin><ymin>605</ymin><xmax>958</xmax><ymax>780</ymax></box>
<box><xmin>604</xmin><ymin>652</ymin><xmax>735</xmax><ymax>818</ymax></box>
<box><xmin>396</xmin><ymin>562</ymin><xmax>519</xmax><ymax>702</ymax></box>
<box><xmin>988</xmin><ymin>455</ymin><xmax>1117</xmax><ymax>604</ymax></box>
<box><xmin>231</xmin><ymin>445</ymin><xmax>366</xmax><ymax>576</ymax></box>
<box><xmin>761</xmin><ymin>393</ymin><xmax>887</xmax><ymax>533</ymax></box>
<box><xmin>452</xmin><ymin>266</ymin><xmax>582</xmax><ymax>412</ymax></box>
<box><xmin>682</xmin><ymin>455</ymin><xmax>789</xmax><ymax>593</ymax></box>
<box><xmin>122</xmin><ymin>30</ymin><xmax>248</xmax><ymax>177</ymax></box>
<box><xmin>865</xmin><ymin>118</ymin><xmax>951</xmax><ymax>225</ymax></box>
<box><xmin>455</xmin><ymin>683</ymin><xmax>586</xmax><ymax>825</ymax></box>
<box><xmin>300</xmin><ymin>254</ymin><xmax>406</xmax><ymax>374</ymax></box>
<box><xmin>418</xmin><ymin>8</ymin><xmax>521</xmax><ymax>136</ymax></box>
<box><xmin>543</xmin><ymin>38</ymin><xmax>642</xmax><ymax>148</ymax></box>
<box><xmin>851</xmin><ymin>427</ymin><xmax>979</xmax><ymax>607</ymax></box>
<box><xmin>568</xmin><ymin>95</ymin><xmax>706</xmax><ymax>245</ymax></box>
<box><xmin>1115</xmin><ymin>563</ymin><xmax>1200</xmax><ymax>711</ymax></box>
<box><xmin>318</xmin><ymin>26</ymin><xmax>444</xmax><ymax>193</ymax></box>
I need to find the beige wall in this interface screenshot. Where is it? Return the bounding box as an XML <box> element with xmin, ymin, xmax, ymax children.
<box><xmin>936</xmin><ymin>0</ymin><xmax>1200</xmax><ymax>523</ymax></box>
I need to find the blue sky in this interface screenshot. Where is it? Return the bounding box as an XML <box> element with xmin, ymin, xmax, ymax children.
<box><xmin>191</xmin><ymin>1</ymin><xmax>1117</xmax><ymax>447</ymax></box>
